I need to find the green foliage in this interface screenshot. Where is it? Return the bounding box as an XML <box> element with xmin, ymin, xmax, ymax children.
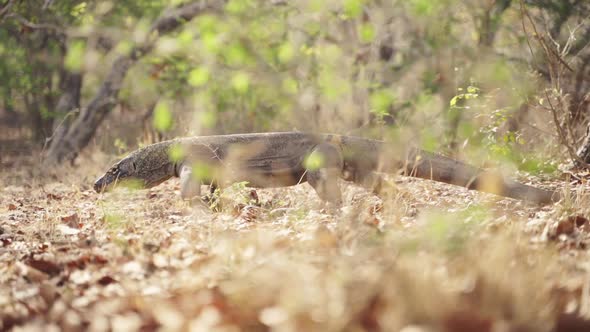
<box><xmin>481</xmin><ymin>108</ymin><xmax>557</xmax><ymax>174</ymax></box>
<box><xmin>449</xmin><ymin>85</ymin><xmax>480</xmax><ymax>108</ymax></box>
<box><xmin>446</xmin><ymin>83</ymin><xmax>558</xmax><ymax>175</ymax></box>
<box><xmin>0</xmin><ymin>0</ymin><xmax>578</xmax><ymax>173</ymax></box>
<box><xmin>114</xmin><ymin>138</ymin><xmax>128</xmax><ymax>155</ymax></box>
<box><xmin>0</xmin><ymin>0</ymin><xmax>172</xmax><ymax>140</ymax></box>
<box><xmin>70</xmin><ymin>2</ymin><xmax>88</xmax><ymax>18</ymax></box>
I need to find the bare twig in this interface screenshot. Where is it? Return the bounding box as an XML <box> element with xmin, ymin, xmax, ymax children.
<box><xmin>5</xmin><ymin>13</ymin><xmax>64</xmax><ymax>33</ymax></box>
<box><xmin>544</xmin><ymin>89</ymin><xmax>589</xmax><ymax>166</ymax></box>
<box><xmin>519</xmin><ymin>0</ymin><xmax>590</xmax><ymax>169</ymax></box>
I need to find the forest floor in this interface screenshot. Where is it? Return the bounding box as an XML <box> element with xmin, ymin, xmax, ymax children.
<box><xmin>2</xmin><ymin>146</ymin><xmax>590</xmax><ymax>332</ymax></box>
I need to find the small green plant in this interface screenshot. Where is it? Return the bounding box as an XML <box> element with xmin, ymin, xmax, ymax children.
<box><xmin>424</xmin><ymin>206</ymin><xmax>489</xmax><ymax>254</ymax></box>
<box><xmin>448</xmin><ymin>84</ymin><xmax>557</xmax><ymax>175</ymax></box>
<box><xmin>480</xmin><ymin>108</ymin><xmax>557</xmax><ymax>174</ymax></box>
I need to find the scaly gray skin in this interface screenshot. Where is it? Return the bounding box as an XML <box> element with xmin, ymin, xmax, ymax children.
<box><xmin>94</xmin><ymin>132</ymin><xmax>560</xmax><ymax>205</ymax></box>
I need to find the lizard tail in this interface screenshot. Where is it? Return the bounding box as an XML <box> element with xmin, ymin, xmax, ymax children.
<box><xmin>397</xmin><ymin>148</ymin><xmax>560</xmax><ymax>205</ymax></box>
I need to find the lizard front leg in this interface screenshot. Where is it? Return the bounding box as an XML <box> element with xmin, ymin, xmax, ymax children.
<box><xmin>179</xmin><ymin>164</ymin><xmax>201</xmax><ymax>201</ymax></box>
<box><xmin>306</xmin><ymin>143</ymin><xmax>343</xmax><ymax>204</ymax></box>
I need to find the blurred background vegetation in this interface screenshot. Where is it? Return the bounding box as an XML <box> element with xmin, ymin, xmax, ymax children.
<box><xmin>0</xmin><ymin>0</ymin><xmax>589</xmax><ymax>173</ymax></box>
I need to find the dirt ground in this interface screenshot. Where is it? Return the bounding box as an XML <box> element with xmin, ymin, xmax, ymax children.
<box><xmin>2</xmin><ymin>147</ymin><xmax>590</xmax><ymax>332</ymax></box>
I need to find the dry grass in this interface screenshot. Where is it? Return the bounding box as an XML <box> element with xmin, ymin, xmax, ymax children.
<box><xmin>1</xmin><ymin>150</ymin><xmax>590</xmax><ymax>332</ymax></box>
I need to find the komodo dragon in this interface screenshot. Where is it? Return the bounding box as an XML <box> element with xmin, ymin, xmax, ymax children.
<box><xmin>94</xmin><ymin>132</ymin><xmax>559</xmax><ymax>205</ymax></box>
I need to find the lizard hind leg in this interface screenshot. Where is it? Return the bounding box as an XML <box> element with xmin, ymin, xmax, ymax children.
<box><xmin>306</xmin><ymin>143</ymin><xmax>344</xmax><ymax>204</ymax></box>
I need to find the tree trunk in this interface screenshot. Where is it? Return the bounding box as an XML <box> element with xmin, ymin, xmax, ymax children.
<box><xmin>576</xmin><ymin>124</ymin><xmax>590</xmax><ymax>167</ymax></box>
<box><xmin>46</xmin><ymin>70</ymin><xmax>82</xmax><ymax>149</ymax></box>
<box><xmin>44</xmin><ymin>56</ymin><xmax>134</xmax><ymax>163</ymax></box>
<box><xmin>24</xmin><ymin>92</ymin><xmax>51</xmax><ymax>143</ymax></box>
<box><xmin>43</xmin><ymin>1</ymin><xmax>225</xmax><ymax>165</ymax></box>
<box><xmin>477</xmin><ymin>0</ymin><xmax>511</xmax><ymax>47</ymax></box>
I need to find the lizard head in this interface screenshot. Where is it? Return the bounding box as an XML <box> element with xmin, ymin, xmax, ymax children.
<box><xmin>94</xmin><ymin>141</ymin><xmax>177</xmax><ymax>193</ymax></box>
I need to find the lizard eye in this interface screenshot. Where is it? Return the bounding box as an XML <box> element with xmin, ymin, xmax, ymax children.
<box><xmin>131</xmin><ymin>162</ymin><xmax>137</xmax><ymax>171</ymax></box>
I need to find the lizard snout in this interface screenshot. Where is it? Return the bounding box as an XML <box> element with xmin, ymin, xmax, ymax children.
<box><xmin>94</xmin><ymin>174</ymin><xmax>115</xmax><ymax>193</ymax></box>
<box><xmin>94</xmin><ymin>168</ymin><xmax>124</xmax><ymax>193</ymax></box>
<box><xmin>94</xmin><ymin>177</ymin><xmax>106</xmax><ymax>193</ymax></box>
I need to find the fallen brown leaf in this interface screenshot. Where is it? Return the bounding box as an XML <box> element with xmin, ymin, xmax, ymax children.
<box><xmin>97</xmin><ymin>275</ymin><xmax>117</xmax><ymax>286</ymax></box>
<box><xmin>443</xmin><ymin>310</ymin><xmax>493</xmax><ymax>332</ymax></box>
<box><xmin>25</xmin><ymin>258</ymin><xmax>62</xmax><ymax>276</ymax></box>
<box><xmin>61</xmin><ymin>213</ymin><xmax>81</xmax><ymax>228</ymax></box>
<box><xmin>553</xmin><ymin>215</ymin><xmax>589</xmax><ymax>237</ymax></box>
<box><xmin>16</xmin><ymin>261</ymin><xmax>49</xmax><ymax>282</ymax></box>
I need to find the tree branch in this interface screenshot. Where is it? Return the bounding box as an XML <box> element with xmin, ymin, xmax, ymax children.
<box><xmin>0</xmin><ymin>0</ymin><xmax>15</xmax><ymax>21</ymax></box>
<box><xmin>44</xmin><ymin>0</ymin><xmax>227</xmax><ymax>165</ymax></box>
<box><xmin>5</xmin><ymin>12</ymin><xmax>64</xmax><ymax>32</ymax></box>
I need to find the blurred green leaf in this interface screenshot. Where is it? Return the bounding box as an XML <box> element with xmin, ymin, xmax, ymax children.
<box><xmin>308</xmin><ymin>0</ymin><xmax>327</xmax><ymax>12</ymax></box>
<box><xmin>304</xmin><ymin>151</ymin><xmax>325</xmax><ymax>171</ymax></box>
<box><xmin>188</xmin><ymin>67</ymin><xmax>210</xmax><ymax>87</ymax></box>
<box><xmin>231</xmin><ymin>72</ymin><xmax>250</xmax><ymax>93</ymax></box>
<box><xmin>467</xmin><ymin>85</ymin><xmax>479</xmax><ymax>94</ymax></box>
<box><xmin>201</xmin><ymin>32</ymin><xmax>221</xmax><ymax>53</ymax></box>
<box><xmin>200</xmin><ymin>110</ymin><xmax>217</xmax><ymax>128</ymax></box>
<box><xmin>192</xmin><ymin>162</ymin><xmax>213</xmax><ymax>181</ymax></box>
<box><xmin>153</xmin><ymin>101</ymin><xmax>173</xmax><ymax>132</ymax></box>
<box><xmin>282</xmin><ymin>77</ymin><xmax>298</xmax><ymax>94</ymax></box>
<box><xmin>343</xmin><ymin>0</ymin><xmax>363</xmax><ymax>18</ymax></box>
<box><xmin>226</xmin><ymin>0</ymin><xmax>252</xmax><ymax>14</ymax></box>
<box><xmin>168</xmin><ymin>144</ymin><xmax>185</xmax><ymax>163</ymax></box>
<box><xmin>115</xmin><ymin>41</ymin><xmax>133</xmax><ymax>55</ymax></box>
<box><xmin>177</xmin><ymin>30</ymin><xmax>194</xmax><ymax>48</ymax></box>
<box><xmin>64</xmin><ymin>41</ymin><xmax>86</xmax><ymax>72</ymax></box>
<box><xmin>277</xmin><ymin>42</ymin><xmax>295</xmax><ymax>63</ymax></box>
<box><xmin>359</xmin><ymin>23</ymin><xmax>375</xmax><ymax>43</ymax></box>
<box><xmin>370</xmin><ymin>90</ymin><xmax>394</xmax><ymax>118</ymax></box>
<box><xmin>119</xmin><ymin>178</ymin><xmax>144</xmax><ymax>190</ymax></box>
<box><xmin>71</xmin><ymin>2</ymin><xmax>87</xmax><ymax>17</ymax></box>
<box><xmin>225</xmin><ymin>42</ymin><xmax>250</xmax><ymax>66</ymax></box>
<box><xmin>410</xmin><ymin>0</ymin><xmax>435</xmax><ymax>16</ymax></box>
